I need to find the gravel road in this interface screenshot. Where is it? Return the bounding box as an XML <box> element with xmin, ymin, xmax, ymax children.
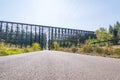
<box><xmin>0</xmin><ymin>50</ymin><xmax>120</xmax><ymax>80</ymax></box>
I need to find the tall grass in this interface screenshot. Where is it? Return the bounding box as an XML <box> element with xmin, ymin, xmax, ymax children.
<box><xmin>0</xmin><ymin>42</ymin><xmax>41</xmax><ymax>56</ymax></box>
<box><xmin>56</xmin><ymin>43</ymin><xmax>120</xmax><ymax>58</ymax></box>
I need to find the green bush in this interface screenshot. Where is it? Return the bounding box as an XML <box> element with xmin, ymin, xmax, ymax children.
<box><xmin>71</xmin><ymin>47</ymin><xmax>78</xmax><ymax>53</ymax></box>
<box><xmin>104</xmin><ymin>46</ymin><xmax>113</xmax><ymax>56</ymax></box>
<box><xmin>0</xmin><ymin>42</ymin><xmax>42</xmax><ymax>56</ymax></box>
<box><xmin>53</xmin><ymin>41</ymin><xmax>59</xmax><ymax>50</ymax></box>
<box><xmin>7</xmin><ymin>48</ymin><xmax>23</xmax><ymax>55</ymax></box>
<box><xmin>81</xmin><ymin>45</ymin><xmax>93</xmax><ymax>53</ymax></box>
<box><xmin>0</xmin><ymin>50</ymin><xmax>9</xmax><ymax>56</ymax></box>
<box><xmin>24</xmin><ymin>43</ymin><xmax>41</xmax><ymax>52</ymax></box>
<box><xmin>32</xmin><ymin>43</ymin><xmax>41</xmax><ymax>51</ymax></box>
<box><xmin>0</xmin><ymin>47</ymin><xmax>23</xmax><ymax>56</ymax></box>
<box><xmin>24</xmin><ymin>45</ymin><xmax>33</xmax><ymax>52</ymax></box>
<box><xmin>0</xmin><ymin>43</ymin><xmax>9</xmax><ymax>56</ymax></box>
<box><xmin>111</xmin><ymin>48</ymin><xmax>120</xmax><ymax>58</ymax></box>
<box><xmin>114</xmin><ymin>48</ymin><xmax>120</xmax><ymax>55</ymax></box>
<box><xmin>0</xmin><ymin>42</ymin><xmax>5</xmax><ymax>49</ymax></box>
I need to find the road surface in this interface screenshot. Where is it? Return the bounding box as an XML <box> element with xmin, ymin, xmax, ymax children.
<box><xmin>0</xmin><ymin>50</ymin><xmax>120</xmax><ymax>80</ymax></box>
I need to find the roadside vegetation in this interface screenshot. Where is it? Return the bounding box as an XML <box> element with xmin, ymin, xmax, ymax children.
<box><xmin>54</xmin><ymin>21</ymin><xmax>120</xmax><ymax>58</ymax></box>
<box><xmin>0</xmin><ymin>42</ymin><xmax>41</xmax><ymax>56</ymax></box>
<box><xmin>1</xmin><ymin>21</ymin><xmax>120</xmax><ymax>58</ymax></box>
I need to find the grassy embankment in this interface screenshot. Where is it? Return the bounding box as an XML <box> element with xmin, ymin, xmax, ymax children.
<box><xmin>53</xmin><ymin>41</ymin><xmax>120</xmax><ymax>58</ymax></box>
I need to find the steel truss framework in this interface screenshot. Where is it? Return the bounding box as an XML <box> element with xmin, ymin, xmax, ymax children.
<box><xmin>0</xmin><ymin>21</ymin><xmax>95</xmax><ymax>50</ymax></box>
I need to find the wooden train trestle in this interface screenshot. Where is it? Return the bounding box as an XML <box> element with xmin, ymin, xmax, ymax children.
<box><xmin>0</xmin><ymin>21</ymin><xmax>95</xmax><ymax>50</ymax></box>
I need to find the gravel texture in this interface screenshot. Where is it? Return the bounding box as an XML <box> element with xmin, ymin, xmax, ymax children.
<box><xmin>0</xmin><ymin>50</ymin><xmax>120</xmax><ymax>80</ymax></box>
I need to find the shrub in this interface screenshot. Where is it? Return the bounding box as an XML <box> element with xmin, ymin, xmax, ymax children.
<box><xmin>0</xmin><ymin>43</ymin><xmax>9</xmax><ymax>56</ymax></box>
<box><xmin>0</xmin><ymin>42</ymin><xmax>42</xmax><ymax>56</ymax></box>
<box><xmin>64</xmin><ymin>48</ymin><xmax>71</xmax><ymax>52</ymax></box>
<box><xmin>57</xmin><ymin>47</ymin><xmax>71</xmax><ymax>52</ymax></box>
<box><xmin>114</xmin><ymin>48</ymin><xmax>120</xmax><ymax>55</ymax></box>
<box><xmin>81</xmin><ymin>45</ymin><xmax>93</xmax><ymax>53</ymax></box>
<box><xmin>104</xmin><ymin>46</ymin><xmax>113</xmax><ymax>56</ymax></box>
<box><xmin>7</xmin><ymin>48</ymin><xmax>23</xmax><ymax>55</ymax></box>
<box><xmin>24</xmin><ymin>45</ymin><xmax>33</xmax><ymax>52</ymax></box>
<box><xmin>0</xmin><ymin>50</ymin><xmax>9</xmax><ymax>56</ymax></box>
<box><xmin>57</xmin><ymin>47</ymin><xmax>64</xmax><ymax>51</ymax></box>
<box><xmin>111</xmin><ymin>48</ymin><xmax>120</xmax><ymax>58</ymax></box>
<box><xmin>53</xmin><ymin>41</ymin><xmax>59</xmax><ymax>50</ymax></box>
<box><xmin>71</xmin><ymin>47</ymin><xmax>78</xmax><ymax>53</ymax></box>
<box><xmin>0</xmin><ymin>42</ymin><xmax>5</xmax><ymax>49</ymax></box>
<box><xmin>94</xmin><ymin>47</ymin><xmax>104</xmax><ymax>54</ymax></box>
<box><xmin>32</xmin><ymin>43</ymin><xmax>41</xmax><ymax>51</ymax></box>
<box><xmin>0</xmin><ymin>46</ymin><xmax>23</xmax><ymax>56</ymax></box>
<box><xmin>24</xmin><ymin>43</ymin><xmax>41</xmax><ymax>52</ymax></box>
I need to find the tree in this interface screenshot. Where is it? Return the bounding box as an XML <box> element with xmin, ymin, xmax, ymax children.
<box><xmin>108</xmin><ymin>21</ymin><xmax>120</xmax><ymax>44</ymax></box>
<box><xmin>95</xmin><ymin>27</ymin><xmax>113</xmax><ymax>41</ymax></box>
<box><xmin>95</xmin><ymin>27</ymin><xmax>113</xmax><ymax>46</ymax></box>
<box><xmin>116</xmin><ymin>22</ymin><xmax>120</xmax><ymax>38</ymax></box>
<box><xmin>95</xmin><ymin>27</ymin><xmax>110</xmax><ymax>41</ymax></box>
<box><xmin>109</xmin><ymin>25</ymin><xmax>113</xmax><ymax>34</ymax></box>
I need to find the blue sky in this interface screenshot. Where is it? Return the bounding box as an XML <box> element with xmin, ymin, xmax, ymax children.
<box><xmin>0</xmin><ymin>0</ymin><xmax>120</xmax><ymax>31</ymax></box>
